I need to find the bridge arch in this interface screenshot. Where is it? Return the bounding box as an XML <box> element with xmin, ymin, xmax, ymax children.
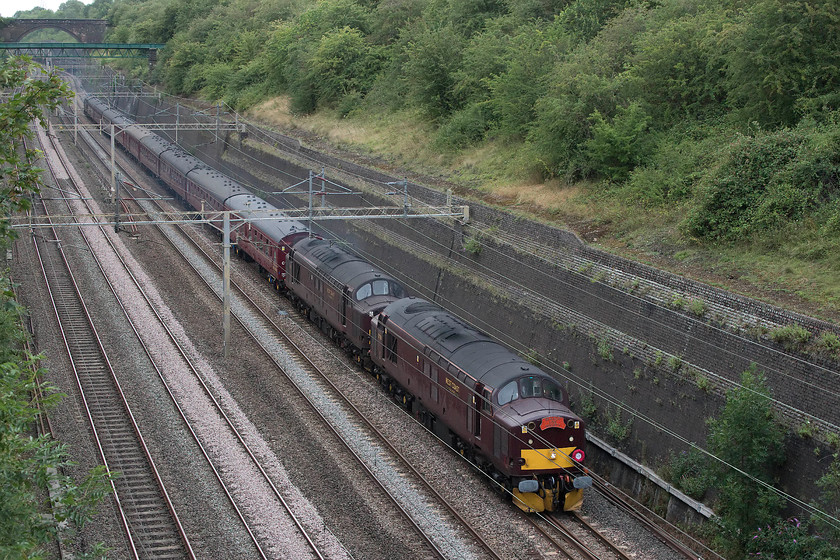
<box><xmin>0</xmin><ymin>19</ymin><xmax>108</xmax><ymax>44</ymax></box>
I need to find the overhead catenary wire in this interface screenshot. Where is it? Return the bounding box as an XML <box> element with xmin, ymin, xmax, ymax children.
<box><xmin>67</xmin><ymin>68</ymin><xmax>840</xmax><ymax>534</ymax></box>
<box><xmin>82</xmin><ymin>73</ymin><xmax>840</xmax><ymax>444</ymax></box>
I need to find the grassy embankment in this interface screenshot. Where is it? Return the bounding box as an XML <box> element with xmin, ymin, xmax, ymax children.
<box><xmin>248</xmin><ymin>96</ymin><xmax>840</xmax><ymax>323</ymax></box>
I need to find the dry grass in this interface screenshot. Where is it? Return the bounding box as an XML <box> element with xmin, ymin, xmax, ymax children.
<box><xmin>243</xmin><ymin>97</ymin><xmax>840</xmax><ymax>321</ymax></box>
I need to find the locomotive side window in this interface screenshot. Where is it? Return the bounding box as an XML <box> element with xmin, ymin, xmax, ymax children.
<box><xmin>384</xmin><ymin>331</ymin><xmax>398</xmax><ymax>363</ymax></box>
<box><xmin>482</xmin><ymin>388</ymin><xmax>493</xmax><ymax>412</ymax></box>
<box><xmin>497</xmin><ymin>381</ymin><xmax>519</xmax><ymax>405</ymax></box>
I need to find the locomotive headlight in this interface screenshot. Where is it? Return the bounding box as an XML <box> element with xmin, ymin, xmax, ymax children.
<box><xmin>550</xmin><ymin>452</ymin><xmax>556</xmax><ymax>459</ymax></box>
<box><xmin>571</xmin><ymin>449</ymin><xmax>585</xmax><ymax>463</ymax></box>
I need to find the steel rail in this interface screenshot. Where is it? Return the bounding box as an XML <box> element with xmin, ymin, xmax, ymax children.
<box><xmin>591</xmin><ymin>478</ymin><xmax>703</xmax><ymax>559</ymax></box>
<box><xmin>124</xmin><ymin>176</ymin><xmax>450</xmax><ymax>560</ymax></box>
<box><xmin>67</xmin><ymin>81</ymin><xmax>489</xmax><ymax>560</ymax></box>
<box><xmin>29</xmin><ymin>132</ymin><xmax>195</xmax><ymax>559</ymax></box>
<box><xmin>46</xmin><ymin>120</ymin><xmax>326</xmax><ymax>560</ymax></box>
<box><xmin>115</xmin><ymin>147</ymin><xmax>502</xmax><ymax>559</ymax></box>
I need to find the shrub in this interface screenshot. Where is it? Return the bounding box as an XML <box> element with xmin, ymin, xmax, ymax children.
<box><xmin>815</xmin><ymin>332</ymin><xmax>840</xmax><ymax>356</ymax></box>
<box><xmin>577</xmin><ymin>387</ymin><xmax>597</xmax><ymax>420</ymax></box>
<box><xmin>665</xmin><ymin>449</ymin><xmax>709</xmax><ymax>500</ymax></box>
<box><xmin>435</xmin><ymin>103</ymin><xmax>493</xmax><ymax>150</ymax></box>
<box><xmin>707</xmin><ymin>367</ymin><xmax>786</xmax><ymax>549</ymax></box>
<box><xmin>769</xmin><ymin>323</ymin><xmax>812</xmax><ymax>348</ymax></box>
<box><xmin>597</xmin><ymin>337</ymin><xmax>613</xmax><ymax>362</ymax></box>
<box><xmin>685</xmin><ymin>125</ymin><xmax>840</xmax><ymax>242</ymax></box>
<box><xmin>668</xmin><ymin>355</ymin><xmax>682</xmax><ymax>371</ymax></box>
<box><xmin>603</xmin><ymin>404</ymin><xmax>632</xmax><ymax>443</ymax></box>
<box><xmin>745</xmin><ymin>518</ymin><xmax>838</xmax><ymax>559</ymax></box>
<box><xmin>688</xmin><ymin>299</ymin><xmax>707</xmax><ymax>317</ymax></box>
<box><xmin>463</xmin><ymin>235</ymin><xmax>482</xmax><ymax>255</ymax></box>
<box><xmin>584</xmin><ymin>101</ymin><xmax>653</xmax><ymax>182</ymax></box>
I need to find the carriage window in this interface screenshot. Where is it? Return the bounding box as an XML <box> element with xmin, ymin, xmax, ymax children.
<box><xmin>497</xmin><ymin>381</ymin><xmax>519</xmax><ymax>405</ymax></box>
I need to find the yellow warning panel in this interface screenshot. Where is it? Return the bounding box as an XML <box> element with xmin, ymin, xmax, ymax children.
<box><xmin>520</xmin><ymin>447</ymin><xmax>576</xmax><ymax>470</ymax></box>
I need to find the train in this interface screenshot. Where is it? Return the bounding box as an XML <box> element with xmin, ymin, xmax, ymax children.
<box><xmin>83</xmin><ymin>94</ymin><xmax>592</xmax><ymax>513</ymax></box>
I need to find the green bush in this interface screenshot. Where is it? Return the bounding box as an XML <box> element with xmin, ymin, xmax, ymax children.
<box><xmin>815</xmin><ymin>332</ymin><xmax>840</xmax><ymax>356</ymax></box>
<box><xmin>745</xmin><ymin>518</ymin><xmax>839</xmax><ymax>559</ymax></box>
<box><xmin>402</xmin><ymin>24</ymin><xmax>466</xmax><ymax>121</ymax></box>
<box><xmin>769</xmin><ymin>323</ymin><xmax>812</xmax><ymax>348</ymax></box>
<box><xmin>707</xmin><ymin>367</ymin><xmax>786</xmax><ymax>550</ymax></box>
<box><xmin>685</xmin><ymin>124</ymin><xmax>840</xmax><ymax>242</ymax></box>
<box><xmin>585</xmin><ymin>101</ymin><xmax>653</xmax><ymax>181</ymax></box>
<box><xmin>665</xmin><ymin>448</ymin><xmax>709</xmax><ymax>500</ymax></box>
<box><xmin>435</xmin><ymin>103</ymin><xmax>493</xmax><ymax>149</ymax></box>
<box><xmin>603</xmin><ymin>404</ymin><xmax>632</xmax><ymax>443</ymax></box>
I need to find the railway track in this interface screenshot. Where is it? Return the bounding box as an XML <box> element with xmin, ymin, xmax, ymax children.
<box><xmin>60</xmin><ymin>96</ymin><xmax>505</xmax><ymax>558</ymax></box>
<box><xmin>34</xmin><ymin>121</ymin><xmax>335</xmax><ymax>559</ymax></box>
<box><xmin>29</xmin><ymin>132</ymin><xmax>194</xmax><ymax>559</ymax></box>
<box><xmin>525</xmin><ymin>509</ymin><xmax>633</xmax><ymax>560</ymax></box>
<box><xmin>591</xmin><ymin>478</ymin><xmax>702</xmax><ymax>559</ymax></box>
<box><xmin>55</xmin><ymin>82</ymin><xmax>709</xmax><ymax>559</ymax></box>
<box><xmin>124</xmin><ymin>156</ymin><xmax>504</xmax><ymax>560</ymax></box>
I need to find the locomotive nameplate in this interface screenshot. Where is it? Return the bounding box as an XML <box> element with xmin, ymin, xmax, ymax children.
<box><xmin>445</xmin><ymin>377</ymin><xmax>460</xmax><ymax>394</ymax></box>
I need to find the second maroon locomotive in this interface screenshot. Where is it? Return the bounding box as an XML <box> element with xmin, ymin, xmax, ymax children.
<box><xmin>284</xmin><ymin>238</ymin><xmax>591</xmax><ymax>512</ymax></box>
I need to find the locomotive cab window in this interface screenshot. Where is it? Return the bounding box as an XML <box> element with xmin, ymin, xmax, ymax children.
<box><xmin>497</xmin><ymin>381</ymin><xmax>519</xmax><ymax>405</ymax></box>
<box><xmin>542</xmin><ymin>380</ymin><xmax>564</xmax><ymax>402</ymax></box>
<box><xmin>355</xmin><ymin>280</ymin><xmax>405</xmax><ymax>301</ymax></box>
<box><xmin>497</xmin><ymin>377</ymin><xmax>564</xmax><ymax>405</ymax></box>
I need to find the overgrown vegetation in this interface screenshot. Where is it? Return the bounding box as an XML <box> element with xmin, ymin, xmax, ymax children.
<box><xmin>662</xmin><ymin>367</ymin><xmax>840</xmax><ymax>558</ymax></box>
<box><xmin>603</xmin><ymin>404</ymin><xmax>632</xmax><ymax>443</ymax></box>
<box><xmin>0</xmin><ymin>56</ymin><xmax>112</xmax><ymax>558</ymax></box>
<box><xmin>18</xmin><ymin>0</ymin><xmax>840</xmax><ymax>317</ymax></box>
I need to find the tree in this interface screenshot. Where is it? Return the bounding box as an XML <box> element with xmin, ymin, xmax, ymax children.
<box><xmin>311</xmin><ymin>26</ymin><xmax>381</xmax><ymax>105</ymax></box>
<box><xmin>402</xmin><ymin>24</ymin><xmax>465</xmax><ymax>120</ymax></box>
<box><xmin>707</xmin><ymin>367</ymin><xmax>786</xmax><ymax>551</ymax></box>
<box><xmin>0</xmin><ymin>56</ymin><xmax>112</xmax><ymax>558</ymax></box>
<box><xmin>722</xmin><ymin>0</ymin><xmax>840</xmax><ymax>127</ymax></box>
<box><xmin>584</xmin><ymin>101</ymin><xmax>652</xmax><ymax>181</ymax></box>
<box><xmin>0</xmin><ymin>56</ymin><xmax>71</xmax><ymax>242</ymax></box>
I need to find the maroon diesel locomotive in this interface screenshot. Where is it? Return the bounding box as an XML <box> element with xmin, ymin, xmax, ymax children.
<box><xmin>84</xmin><ymin>95</ymin><xmax>592</xmax><ymax>513</ymax></box>
<box><xmin>370</xmin><ymin>297</ymin><xmax>591</xmax><ymax>512</ymax></box>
